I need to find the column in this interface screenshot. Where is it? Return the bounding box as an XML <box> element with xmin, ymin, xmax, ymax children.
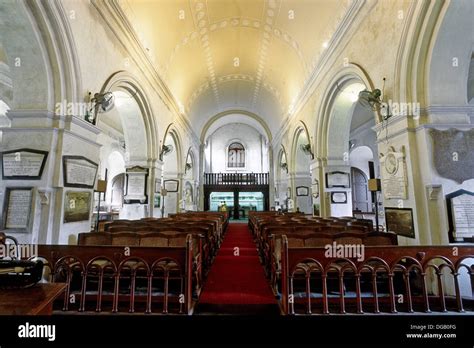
<box><xmin>198</xmin><ymin>143</ymin><xmax>205</xmax><ymax>211</ymax></box>
<box><xmin>148</xmin><ymin>158</ymin><xmax>163</xmax><ymax>217</ymax></box>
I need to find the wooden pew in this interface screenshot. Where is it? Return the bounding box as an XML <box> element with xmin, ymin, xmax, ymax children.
<box><xmin>36</xmin><ymin>239</ymin><xmax>195</xmax><ymax>315</ymax></box>
<box><xmin>279</xmin><ymin>238</ymin><xmax>474</xmax><ymax>315</ymax></box>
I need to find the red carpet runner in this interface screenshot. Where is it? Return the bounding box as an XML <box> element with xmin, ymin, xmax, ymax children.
<box><xmin>196</xmin><ymin>223</ymin><xmax>279</xmax><ymax>314</ymax></box>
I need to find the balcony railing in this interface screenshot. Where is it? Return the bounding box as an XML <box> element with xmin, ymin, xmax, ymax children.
<box><xmin>204</xmin><ymin>172</ymin><xmax>269</xmax><ymax>186</ymax></box>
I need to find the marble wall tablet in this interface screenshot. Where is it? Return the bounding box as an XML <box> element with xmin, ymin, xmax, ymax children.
<box><xmin>326</xmin><ymin>171</ymin><xmax>350</xmax><ymax>188</ymax></box>
<box><xmin>331</xmin><ymin>191</ymin><xmax>347</xmax><ymax>204</ymax></box>
<box><xmin>124</xmin><ymin>166</ymin><xmax>148</xmax><ymax>203</ymax></box>
<box><xmin>63</xmin><ymin>156</ymin><xmax>98</xmax><ymax>188</ymax></box>
<box><xmin>446</xmin><ymin>189</ymin><xmax>474</xmax><ymax>242</ymax></box>
<box><xmin>164</xmin><ymin>179</ymin><xmax>179</xmax><ymax>192</ymax></box>
<box><xmin>1</xmin><ymin>149</ymin><xmax>48</xmax><ymax>180</ymax></box>
<box><xmin>379</xmin><ymin>146</ymin><xmax>408</xmax><ymax>200</ymax></box>
<box><xmin>2</xmin><ymin>187</ymin><xmax>33</xmax><ymax>232</ymax></box>
<box><xmin>430</xmin><ymin>129</ymin><xmax>474</xmax><ymax>184</ymax></box>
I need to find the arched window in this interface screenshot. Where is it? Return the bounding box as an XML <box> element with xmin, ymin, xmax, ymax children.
<box><xmin>228</xmin><ymin>142</ymin><xmax>245</xmax><ymax>168</ymax></box>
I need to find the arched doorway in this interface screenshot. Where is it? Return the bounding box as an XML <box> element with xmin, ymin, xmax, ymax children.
<box><xmin>350</xmin><ymin>146</ymin><xmax>375</xmax><ymax>214</ymax></box>
<box><xmin>351</xmin><ymin>167</ymin><xmax>369</xmax><ymax>212</ymax></box>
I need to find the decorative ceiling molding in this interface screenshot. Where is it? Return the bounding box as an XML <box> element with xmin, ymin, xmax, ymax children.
<box><xmin>190</xmin><ymin>0</ymin><xmax>220</xmax><ymax>107</ymax></box>
<box><xmin>163</xmin><ymin>16</ymin><xmax>308</xmax><ymax>78</ymax></box>
<box><xmin>251</xmin><ymin>0</ymin><xmax>282</xmax><ymax>108</ymax></box>
<box><xmin>91</xmin><ymin>0</ymin><xmax>199</xmax><ymax>145</ymax></box>
<box><xmin>187</xmin><ymin>73</ymin><xmax>284</xmax><ymax>111</ymax></box>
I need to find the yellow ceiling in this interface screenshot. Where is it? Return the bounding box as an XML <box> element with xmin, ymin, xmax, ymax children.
<box><xmin>120</xmin><ymin>0</ymin><xmax>352</xmax><ymax>130</ymax></box>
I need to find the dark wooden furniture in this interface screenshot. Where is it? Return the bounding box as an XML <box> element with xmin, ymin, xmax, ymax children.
<box><xmin>280</xmin><ymin>241</ymin><xmax>474</xmax><ymax>315</ymax></box>
<box><xmin>0</xmin><ymin>283</ymin><xmax>66</xmax><ymax>315</ymax></box>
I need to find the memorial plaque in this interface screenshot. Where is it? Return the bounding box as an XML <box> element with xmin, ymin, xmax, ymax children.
<box><xmin>124</xmin><ymin>167</ymin><xmax>148</xmax><ymax>203</ymax></box>
<box><xmin>430</xmin><ymin>129</ymin><xmax>474</xmax><ymax>184</ymax></box>
<box><xmin>2</xmin><ymin>188</ymin><xmax>33</xmax><ymax>231</ymax></box>
<box><xmin>63</xmin><ymin>156</ymin><xmax>98</xmax><ymax>188</ymax></box>
<box><xmin>446</xmin><ymin>189</ymin><xmax>474</xmax><ymax>242</ymax></box>
<box><xmin>331</xmin><ymin>191</ymin><xmax>347</xmax><ymax>204</ymax></box>
<box><xmin>296</xmin><ymin>186</ymin><xmax>309</xmax><ymax>196</ymax></box>
<box><xmin>1</xmin><ymin>149</ymin><xmax>48</xmax><ymax>179</ymax></box>
<box><xmin>64</xmin><ymin>191</ymin><xmax>91</xmax><ymax>223</ymax></box>
<box><xmin>164</xmin><ymin>179</ymin><xmax>179</xmax><ymax>193</ymax></box>
<box><xmin>326</xmin><ymin>171</ymin><xmax>350</xmax><ymax>188</ymax></box>
<box><xmin>380</xmin><ymin>146</ymin><xmax>408</xmax><ymax>199</ymax></box>
<box><xmin>127</xmin><ymin>175</ymin><xmax>146</xmax><ymax>196</ymax></box>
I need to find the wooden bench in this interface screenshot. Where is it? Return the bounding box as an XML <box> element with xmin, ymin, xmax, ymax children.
<box><xmin>36</xmin><ymin>241</ymin><xmax>195</xmax><ymax>314</ymax></box>
<box><xmin>279</xmin><ymin>239</ymin><xmax>474</xmax><ymax>315</ymax></box>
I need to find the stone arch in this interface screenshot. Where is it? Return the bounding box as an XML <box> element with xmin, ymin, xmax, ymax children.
<box><xmin>162</xmin><ymin>125</ymin><xmax>184</xmax><ymax>177</ymax></box>
<box><xmin>425</xmin><ymin>1</ymin><xmax>473</xmax><ymax>106</ymax></box>
<box><xmin>98</xmin><ymin>71</ymin><xmax>158</xmax><ymax>163</ymax></box>
<box><xmin>289</xmin><ymin>121</ymin><xmax>314</xmax><ymax>174</ymax></box>
<box><xmin>0</xmin><ymin>43</ymin><xmax>13</xmax><ymax>107</ymax></box>
<box><xmin>392</xmin><ymin>0</ymin><xmax>469</xmax><ymax>107</ymax></box>
<box><xmin>200</xmin><ymin>109</ymin><xmax>272</xmax><ymax>143</ymax></box>
<box><xmin>275</xmin><ymin>144</ymin><xmax>289</xmax><ymax>180</ymax></box>
<box><xmin>184</xmin><ymin>147</ymin><xmax>197</xmax><ymax>180</ymax></box>
<box><xmin>0</xmin><ymin>1</ymin><xmax>55</xmax><ymax>109</ymax></box>
<box><xmin>315</xmin><ymin>64</ymin><xmax>375</xmax><ymax>161</ymax></box>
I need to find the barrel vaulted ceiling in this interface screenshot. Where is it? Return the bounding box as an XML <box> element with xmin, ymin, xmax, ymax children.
<box><xmin>118</xmin><ymin>0</ymin><xmax>353</xmax><ymax>134</ymax></box>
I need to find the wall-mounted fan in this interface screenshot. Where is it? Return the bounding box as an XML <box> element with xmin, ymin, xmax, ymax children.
<box><xmin>300</xmin><ymin>143</ymin><xmax>313</xmax><ymax>157</ymax></box>
<box><xmin>358</xmin><ymin>89</ymin><xmax>382</xmax><ymax>110</ymax></box>
<box><xmin>357</xmin><ymin>78</ymin><xmax>392</xmax><ymax>122</ymax></box>
<box><xmin>161</xmin><ymin>144</ymin><xmax>173</xmax><ymax>156</ymax></box>
<box><xmin>86</xmin><ymin>92</ymin><xmax>114</xmax><ymax>125</ymax></box>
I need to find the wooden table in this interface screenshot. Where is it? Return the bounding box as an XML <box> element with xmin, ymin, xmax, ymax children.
<box><xmin>0</xmin><ymin>283</ymin><xmax>66</xmax><ymax>315</ymax></box>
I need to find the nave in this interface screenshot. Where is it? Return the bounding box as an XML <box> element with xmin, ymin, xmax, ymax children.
<box><xmin>0</xmin><ymin>0</ymin><xmax>474</xmax><ymax>344</ymax></box>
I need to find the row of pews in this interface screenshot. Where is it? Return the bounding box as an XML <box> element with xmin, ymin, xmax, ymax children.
<box><xmin>248</xmin><ymin>211</ymin><xmax>474</xmax><ymax>315</ymax></box>
<box><xmin>35</xmin><ymin>212</ymin><xmax>229</xmax><ymax>315</ymax></box>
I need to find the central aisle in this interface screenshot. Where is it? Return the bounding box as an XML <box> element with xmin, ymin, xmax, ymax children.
<box><xmin>196</xmin><ymin>223</ymin><xmax>279</xmax><ymax>314</ymax></box>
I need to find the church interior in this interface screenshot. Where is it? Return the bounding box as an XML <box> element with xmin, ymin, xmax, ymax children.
<box><xmin>0</xmin><ymin>0</ymin><xmax>473</xmax><ymax>344</ymax></box>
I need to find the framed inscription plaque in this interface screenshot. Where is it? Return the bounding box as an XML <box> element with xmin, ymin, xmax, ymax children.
<box><xmin>379</xmin><ymin>146</ymin><xmax>408</xmax><ymax>199</ymax></box>
<box><xmin>63</xmin><ymin>156</ymin><xmax>98</xmax><ymax>189</ymax></box>
<box><xmin>296</xmin><ymin>186</ymin><xmax>309</xmax><ymax>196</ymax></box>
<box><xmin>124</xmin><ymin>166</ymin><xmax>148</xmax><ymax>204</ymax></box>
<box><xmin>164</xmin><ymin>179</ymin><xmax>179</xmax><ymax>193</ymax></box>
<box><xmin>326</xmin><ymin>171</ymin><xmax>350</xmax><ymax>188</ymax></box>
<box><xmin>64</xmin><ymin>191</ymin><xmax>92</xmax><ymax>223</ymax></box>
<box><xmin>331</xmin><ymin>191</ymin><xmax>347</xmax><ymax>204</ymax></box>
<box><xmin>1</xmin><ymin>149</ymin><xmax>48</xmax><ymax>180</ymax></box>
<box><xmin>446</xmin><ymin>189</ymin><xmax>474</xmax><ymax>242</ymax></box>
<box><xmin>2</xmin><ymin>187</ymin><xmax>33</xmax><ymax>232</ymax></box>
